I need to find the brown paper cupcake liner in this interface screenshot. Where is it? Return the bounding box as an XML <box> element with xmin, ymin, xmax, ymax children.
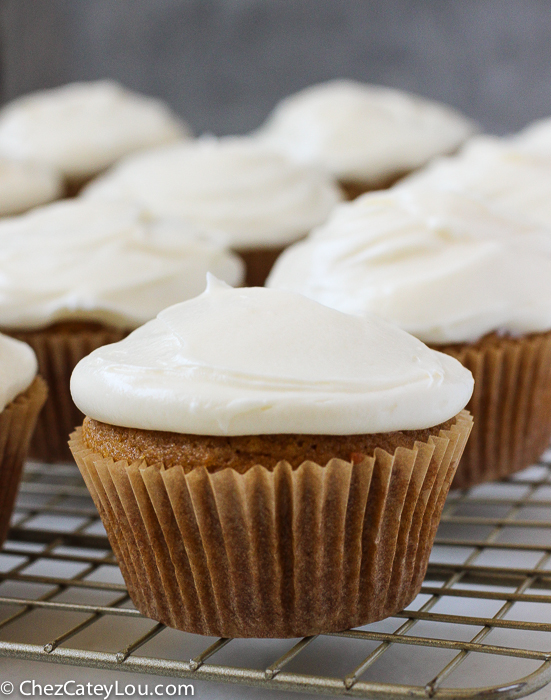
<box><xmin>236</xmin><ymin>246</ymin><xmax>287</xmax><ymax>287</ymax></box>
<box><xmin>7</xmin><ymin>325</ymin><xmax>127</xmax><ymax>463</ymax></box>
<box><xmin>437</xmin><ymin>331</ymin><xmax>551</xmax><ymax>489</ymax></box>
<box><xmin>69</xmin><ymin>410</ymin><xmax>472</xmax><ymax>638</ymax></box>
<box><xmin>0</xmin><ymin>376</ymin><xmax>48</xmax><ymax>544</ymax></box>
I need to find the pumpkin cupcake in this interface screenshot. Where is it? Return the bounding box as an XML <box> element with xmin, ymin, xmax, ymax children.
<box><xmin>0</xmin><ymin>333</ymin><xmax>47</xmax><ymax>544</ymax></box>
<box><xmin>267</xmin><ymin>187</ymin><xmax>551</xmax><ymax>487</ymax></box>
<box><xmin>0</xmin><ymin>199</ymin><xmax>243</xmax><ymax>462</ymax></box>
<box><xmin>82</xmin><ymin>135</ymin><xmax>342</xmax><ymax>285</ymax></box>
<box><xmin>69</xmin><ymin>277</ymin><xmax>473</xmax><ymax>637</ymax></box>
<box><xmin>0</xmin><ymin>80</ymin><xmax>189</xmax><ymax>195</ymax></box>
<box><xmin>256</xmin><ymin>80</ymin><xmax>477</xmax><ymax>198</ymax></box>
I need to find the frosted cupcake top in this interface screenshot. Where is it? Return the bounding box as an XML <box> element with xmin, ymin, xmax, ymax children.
<box><xmin>82</xmin><ymin>136</ymin><xmax>343</xmax><ymax>248</ymax></box>
<box><xmin>256</xmin><ymin>80</ymin><xmax>477</xmax><ymax>185</ymax></box>
<box><xmin>0</xmin><ymin>334</ymin><xmax>37</xmax><ymax>412</ymax></box>
<box><xmin>402</xmin><ymin>135</ymin><xmax>551</xmax><ymax>229</ymax></box>
<box><xmin>267</xmin><ymin>188</ymin><xmax>551</xmax><ymax>344</ymax></box>
<box><xmin>70</xmin><ymin>276</ymin><xmax>473</xmax><ymax>436</ymax></box>
<box><xmin>514</xmin><ymin>117</ymin><xmax>551</xmax><ymax>155</ymax></box>
<box><xmin>0</xmin><ymin>200</ymin><xmax>243</xmax><ymax>331</ymax></box>
<box><xmin>0</xmin><ymin>81</ymin><xmax>189</xmax><ymax>180</ymax></box>
<box><xmin>0</xmin><ymin>157</ymin><xmax>62</xmax><ymax>216</ymax></box>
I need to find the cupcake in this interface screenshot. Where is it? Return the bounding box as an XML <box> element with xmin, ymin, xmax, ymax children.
<box><xmin>0</xmin><ymin>334</ymin><xmax>47</xmax><ymax>544</ymax></box>
<box><xmin>267</xmin><ymin>188</ymin><xmax>551</xmax><ymax>487</ymax></box>
<box><xmin>0</xmin><ymin>80</ymin><xmax>189</xmax><ymax>195</ymax></box>
<box><xmin>0</xmin><ymin>199</ymin><xmax>243</xmax><ymax>462</ymax></box>
<box><xmin>69</xmin><ymin>277</ymin><xmax>473</xmax><ymax>638</ymax></box>
<box><xmin>402</xmin><ymin>135</ymin><xmax>551</xmax><ymax>229</ymax></box>
<box><xmin>0</xmin><ymin>157</ymin><xmax>62</xmax><ymax>216</ymax></box>
<box><xmin>256</xmin><ymin>80</ymin><xmax>477</xmax><ymax>198</ymax></box>
<box><xmin>82</xmin><ymin>135</ymin><xmax>343</xmax><ymax>285</ymax></box>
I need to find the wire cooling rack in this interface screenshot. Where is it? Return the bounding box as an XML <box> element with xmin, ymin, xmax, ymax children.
<box><xmin>2</xmin><ymin>456</ymin><xmax>551</xmax><ymax>699</ymax></box>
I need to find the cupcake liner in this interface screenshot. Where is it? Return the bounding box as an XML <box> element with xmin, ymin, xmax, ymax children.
<box><xmin>8</xmin><ymin>325</ymin><xmax>127</xmax><ymax>463</ymax></box>
<box><xmin>69</xmin><ymin>410</ymin><xmax>472</xmax><ymax>638</ymax></box>
<box><xmin>0</xmin><ymin>376</ymin><xmax>48</xmax><ymax>544</ymax></box>
<box><xmin>236</xmin><ymin>246</ymin><xmax>286</xmax><ymax>287</ymax></box>
<box><xmin>437</xmin><ymin>332</ymin><xmax>551</xmax><ymax>488</ymax></box>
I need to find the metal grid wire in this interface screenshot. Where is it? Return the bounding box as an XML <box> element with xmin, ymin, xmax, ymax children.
<box><xmin>2</xmin><ymin>456</ymin><xmax>551</xmax><ymax>699</ymax></box>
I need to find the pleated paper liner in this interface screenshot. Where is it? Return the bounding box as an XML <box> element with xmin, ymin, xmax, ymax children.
<box><xmin>436</xmin><ymin>331</ymin><xmax>551</xmax><ymax>489</ymax></box>
<box><xmin>69</xmin><ymin>410</ymin><xmax>472</xmax><ymax>638</ymax></box>
<box><xmin>236</xmin><ymin>246</ymin><xmax>286</xmax><ymax>287</ymax></box>
<box><xmin>0</xmin><ymin>376</ymin><xmax>48</xmax><ymax>545</ymax></box>
<box><xmin>7</xmin><ymin>323</ymin><xmax>127</xmax><ymax>463</ymax></box>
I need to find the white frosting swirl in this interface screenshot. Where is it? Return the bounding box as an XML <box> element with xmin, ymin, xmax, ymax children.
<box><xmin>83</xmin><ymin>136</ymin><xmax>343</xmax><ymax>248</ymax></box>
<box><xmin>0</xmin><ymin>81</ymin><xmax>189</xmax><ymax>180</ymax></box>
<box><xmin>256</xmin><ymin>80</ymin><xmax>477</xmax><ymax>184</ymax></box>
<box><xmin>514</xmin><ymin>117</ymin><xmax>551</xmax><ymax>156</ymax></box>
<box><xmin>402</xmin><ymin>135</ymin><xmax>551</xmax><ymax>229</ymax></box>
<box><xmin>0</xmin><ymin>333</ymin><xmax>37</xmax><ymax>412</ymax></box>
<box><xmin>0</xmin><ymin>158</ymin><xmax>62</xmax><ymax>215</ymax></box>
<box><xmin>267</xmin><ymin>189</ymin><xmax>551</xmax><ymax>344</ymax></box>
<box><xmin>70</xmin><ymin>277</ymin><xmax>473</xmax><ymax>435</ymax></box>
<box><xmin>0</xmin><ymin>200</ymin><xmax>244</xmax><ymax>331</ymax></box>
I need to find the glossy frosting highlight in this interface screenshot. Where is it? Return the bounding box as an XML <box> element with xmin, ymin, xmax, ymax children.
<box><xmin>70</xmin><ymin>277</ymin><xmax>473</xmax><ymax>435</ymax></box>
<box><xmin>0</xmin><ymin>80</ymin><xmax>189</xmax><ymax>179</ymax></box>
<box><xmin>0</xmin><ymin>200</ymin><xmax>244</xmax><ymax>330</ymax></box>
<box><xmin>257</xmin><ymin>80</ymin><xmax>477</xmax><ymax>184</ymax></box>
<box><xmin>267</xmin><ymin>188</ymin><xmax>551</xmax><ymax>344</ymax></box>
<box><xmin>83</xmin><ymin>135</ymin><xmax>343</xmax><ymax>248</ymax></box>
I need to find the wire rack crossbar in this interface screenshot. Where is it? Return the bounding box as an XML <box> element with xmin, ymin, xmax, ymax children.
<box><xmin>2</xmin><ymin>460</ymin><xmax>551</xmax><ymax>698</ymax></box>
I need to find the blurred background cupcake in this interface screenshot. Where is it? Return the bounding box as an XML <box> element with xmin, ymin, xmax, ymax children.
<box><xmin>0</xmin><ymin>80</ymin><xmax>190</xmax><ymax>195</ymax></box>
<box><xmin>0</xmin><ymin>198</ymin><xmax>243</xmax><ymax>462</ymax></box>
<box><xmin>0</xmin><ymin>333</ymin><xmax>46</xmax><ymax>544</ymax></box>
<box><xmin>267</xmin><ymin>187</ymin><xmax>551</xmax><ymax>487</ymax></box>
<box><xmin>255</xmin><ymin>80</ymin><xmax>477</xmax><ymax>198</ymax></box>
<box><xmin>82</xmin><ymin>135</ymin><xmax>342</xmax><ymax>285</ymax></box>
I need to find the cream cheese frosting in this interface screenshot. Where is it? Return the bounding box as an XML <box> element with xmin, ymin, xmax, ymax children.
<box><xmin>256</xmin><ymin>80</ymin><xmax>477</xmax><ymax>184</ymax></box>
<box><xmin>0</xmin><ymin>81</ymin><xmax>189</xmax><ymax>180</ymax></box>
<box><xmin>267</xmin><ymin>188</ymin><xmax>551</xmax><ymax>344</ymax></box>
<box><xmin>70</xmin><ymin>276</ymin><xmax>473</xmax><ymax>435</ymax></box>
<box><xmin>514</xmin><ymin>117</ymin><xmax>551</xmax><ymax>156</ymax></box>
<box><xmin>0</xmin><ymin>157</ymin><xmax>62</xmax><ymax>216</ymax></box>
<box><xmin>82</xmin><ymin>135</ymin><xmax>343</xmax><ymax>248</ymax></box>
<box><xmin>0</xmin><ymin>333</ymin><xmax>37</xmax><ymax>412</ymax></box>
<box><xmin>401</xmin><ymin>135</ymin><xmax>551</xmax><ymax>229</ymax></box>
<box><xmin>0</xmin><ymin>200</ymin><xmax>244</xmax><ymax>331</ymax></box>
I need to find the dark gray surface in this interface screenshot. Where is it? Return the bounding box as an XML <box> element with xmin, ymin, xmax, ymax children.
<box><xmin>0</xmin><ymin>0</ymin><xmax>550</xmax><ymax>137</ymax></box>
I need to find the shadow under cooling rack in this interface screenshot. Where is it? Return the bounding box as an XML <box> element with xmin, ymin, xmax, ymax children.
<box><xmin>2</xmin><ymin>458</ymin><xmax>551</xmax><ymax>698</ymax></box>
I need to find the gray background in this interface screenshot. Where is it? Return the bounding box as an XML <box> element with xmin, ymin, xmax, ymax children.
<box><xmin>0</xmin><ymin>0</ymin><xmax>550</xmax><ymax>137</ymax></box>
